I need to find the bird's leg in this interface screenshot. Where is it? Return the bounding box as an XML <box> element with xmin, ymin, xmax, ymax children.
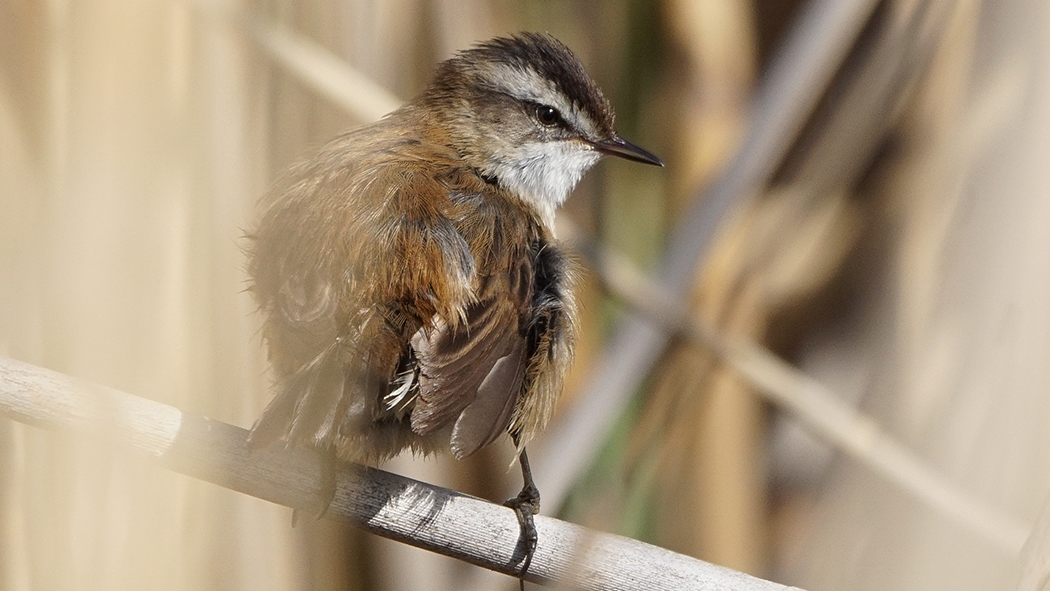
<box><xmin>504</xmin><ymin>444</ymin><xmax>540</xmax><ymax>589</ymax></box>
<box><xmin>292</xmin><ymin>445</ymin><xmax>338</xmax><ymax>526</ymax></box>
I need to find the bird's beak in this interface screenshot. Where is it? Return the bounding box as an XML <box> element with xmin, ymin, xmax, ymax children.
<box><xmin>591</xmin><ymin>136</ymin><xmax>664</xmax><ymax>167</ymax></box>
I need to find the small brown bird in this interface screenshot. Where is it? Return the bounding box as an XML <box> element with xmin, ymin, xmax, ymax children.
<box><xmin>246</xmin><ymin>32</ymin><xmax>661</xmax><ymax>582</ymax></box>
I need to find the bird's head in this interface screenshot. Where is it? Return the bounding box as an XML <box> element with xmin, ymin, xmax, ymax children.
<box><xmin>418</xmin><ymin>33</ymin><xmax>662</xmax><ymax>224</ymax></box>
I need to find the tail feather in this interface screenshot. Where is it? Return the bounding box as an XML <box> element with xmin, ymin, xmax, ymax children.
<box><xmin>249</xmin><ymin>339</ymin><xmax>346</xmax><ymax>449</ymax></box>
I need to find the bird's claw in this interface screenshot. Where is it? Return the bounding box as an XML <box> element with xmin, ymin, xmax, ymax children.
<box><xmin>505</xmin><ymin>483</ymin><xmax>541</xmax><ymax>589</ymax></box>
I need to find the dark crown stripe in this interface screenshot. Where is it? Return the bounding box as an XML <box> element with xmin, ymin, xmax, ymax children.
<box><xmin>463</xmin><ymin>33</ymin><xmax>614</xmax><ymax>136</ymax></box>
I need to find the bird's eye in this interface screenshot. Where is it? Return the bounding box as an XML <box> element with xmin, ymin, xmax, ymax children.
<box><xmin>535</xmin><ymin>104</ymin><xmax>561</xmax><ymax>127</ymax></box>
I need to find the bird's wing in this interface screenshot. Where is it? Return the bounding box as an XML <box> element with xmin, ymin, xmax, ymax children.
<box><xmin>410</xmin><ymin>265</ymin><xmax>531</xmax><ymax>458</ymax></box>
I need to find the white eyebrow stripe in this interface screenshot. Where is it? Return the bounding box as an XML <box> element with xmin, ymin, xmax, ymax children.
<box><xmin>476</xmin><ymin>63</ymin><xmax>599</xmax><ymax>137</ymax></box>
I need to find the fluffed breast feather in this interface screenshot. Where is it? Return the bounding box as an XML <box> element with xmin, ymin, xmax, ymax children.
<box><xmin>246</xmin><ymin>107</ymin><xmax>577</xmax><ymax>463</ymax></box>
<box><xmin>251</xmin><ymin>124</ymin><xmax>479</xmax><ymax>341</ymax></box>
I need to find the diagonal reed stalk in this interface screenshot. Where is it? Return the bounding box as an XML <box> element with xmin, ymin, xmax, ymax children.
<box><xmin>0</xmin><ymin>355</ymin><xmax>802</xmax><ymax>591</ymax></box>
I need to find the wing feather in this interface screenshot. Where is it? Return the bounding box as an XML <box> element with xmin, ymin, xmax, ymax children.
<box><xmin>450</xmin><ymin>338</ymin><xmax>526</xmax><ymax>458</ymax></box>
<box><xmin>409</xmin><ymin>265</ymin><xmax>531</xmax><ymax>453</ymax></box>
<box><xmin>409</xmin><ymin>295</ymin><xmax>519</xmax><ymax>433</ymax></box>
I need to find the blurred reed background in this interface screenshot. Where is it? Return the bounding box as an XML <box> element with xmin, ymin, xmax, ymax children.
<box><xmin>4</xmin><ymin>0</ymin><xmax>1050</xmax><ymax>590</ymax></box>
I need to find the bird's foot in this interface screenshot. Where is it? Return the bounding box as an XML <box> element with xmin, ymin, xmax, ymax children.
<box><xmin>504</xmin><ymin>483</ymin><xmax>540</xmax><ymax>590</ymax></box>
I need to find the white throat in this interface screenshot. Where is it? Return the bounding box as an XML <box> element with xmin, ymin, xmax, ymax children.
<box><xmin>488</xmin><ymin>140</ymin><xmax>601</xmax><ymax>229</ymax></box>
